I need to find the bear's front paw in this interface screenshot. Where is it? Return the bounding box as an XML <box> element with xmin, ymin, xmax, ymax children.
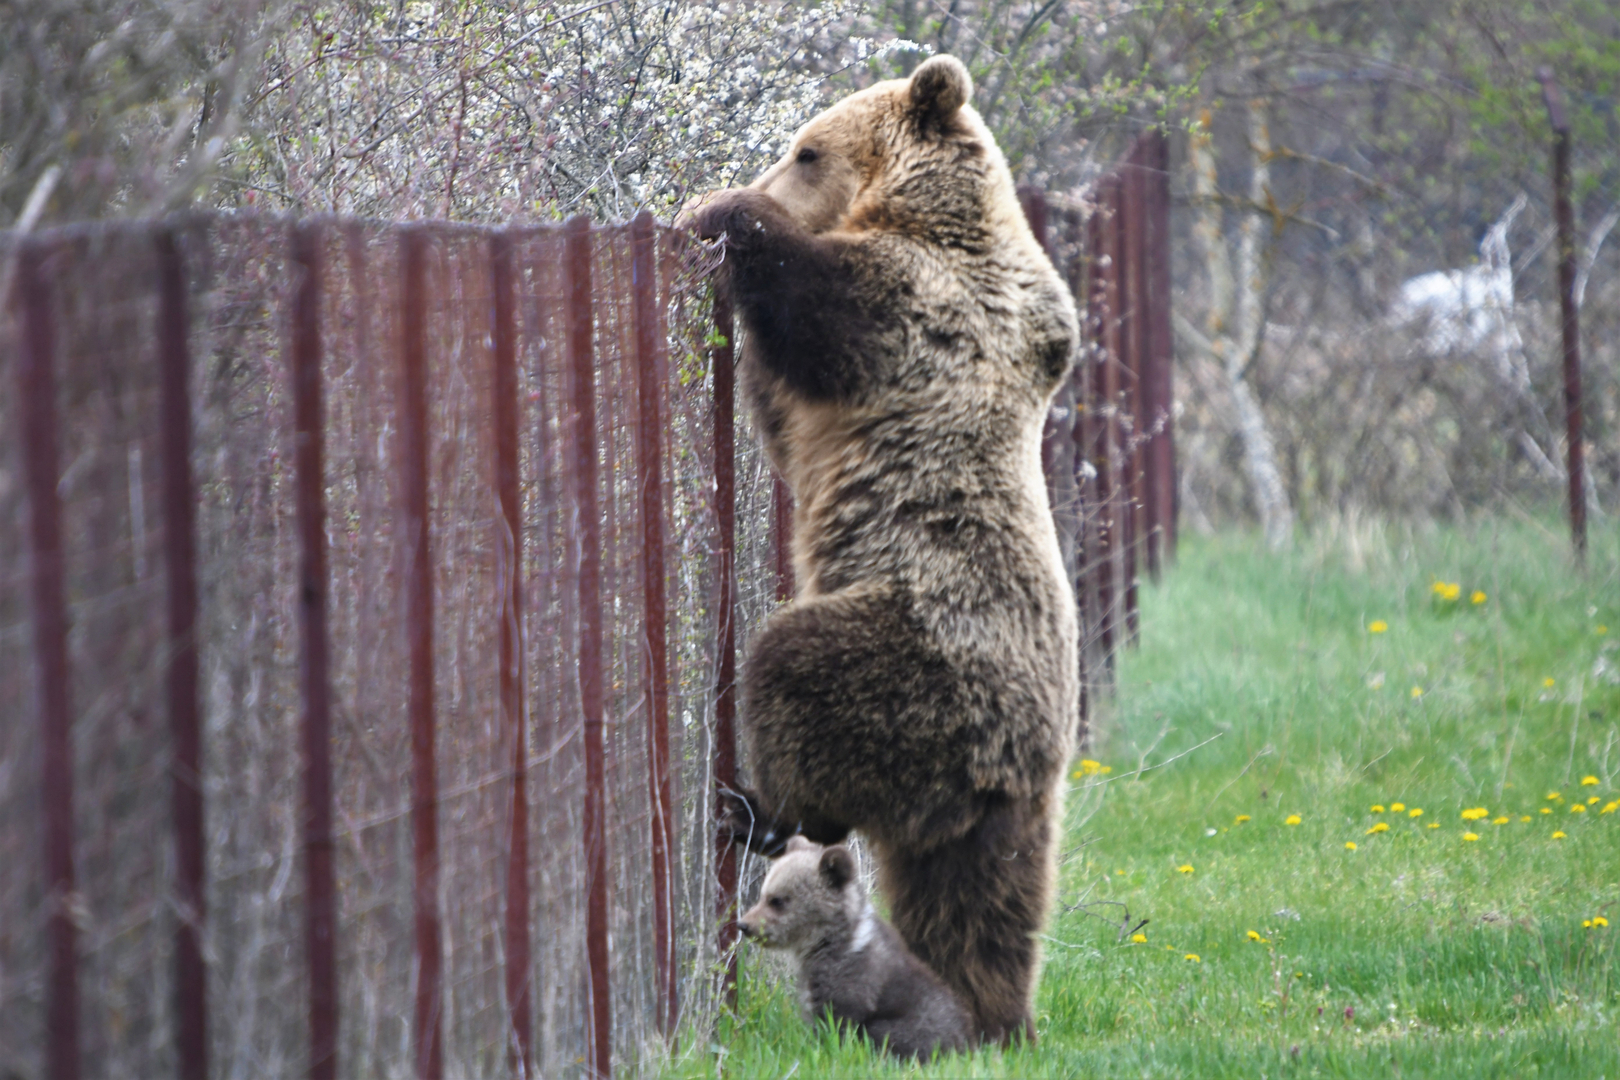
<box><xmin>718</xmin><ymin>786</ymin><xmax>797</xmax><ymax>857</ymax></box>
<box><xmin>677</xmin><ymin>188</ymin><xmax>781</xmax><ymax>243</ymax></box>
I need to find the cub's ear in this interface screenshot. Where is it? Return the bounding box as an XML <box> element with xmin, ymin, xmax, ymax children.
<box><xmin>783</xmin><ymin>835</ymin><xmax>818</xmax><ymax>856</ymax></box>
<box><xmin>818</xmin><ymin>845</ymin><xmax>855</xmax><ymax>890</ymax></box>
<box><xmin>909</xmin><ymin>55</ymin><xmax>972</xmax><ymax>128</ymax></box>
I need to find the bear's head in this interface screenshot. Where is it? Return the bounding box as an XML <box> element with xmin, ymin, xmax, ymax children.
<box><xmin>746</xmin><ymin>55</ymin><xmax>1003</xmax><ymax>241</ymax></box>
<box><xmin>738</xmin><ymin>836</ymin><xmax>862</xmax><ymax>953</ymax></box>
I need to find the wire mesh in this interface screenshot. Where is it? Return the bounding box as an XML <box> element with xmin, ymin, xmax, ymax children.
<box><xmin>0</xmin><ymin>139</ymin><xmax>1172</xmax><ymax>1077</ymax></box>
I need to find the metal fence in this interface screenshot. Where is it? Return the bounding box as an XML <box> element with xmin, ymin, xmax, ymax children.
<box><xmin>0</xmin><ymin>132</ymin><xmax>1170</xmax><ymax>1080</ymax></box>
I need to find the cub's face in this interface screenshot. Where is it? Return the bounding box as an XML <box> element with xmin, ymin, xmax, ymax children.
<box><xmin>745</xmin><ymin>54</ymin><xmax>973</xmax><ymax>235</ymax></box>
<box><xmin>738</xmin><ymin>838</ymin><xmax>859</xmax><ymax>952</ymax></box>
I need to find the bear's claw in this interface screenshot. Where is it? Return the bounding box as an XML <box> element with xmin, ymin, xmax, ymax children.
<box><xmin>718</xmin><ymin>786</ymin><xmax>798</xmax><ymax>857</ymax></box>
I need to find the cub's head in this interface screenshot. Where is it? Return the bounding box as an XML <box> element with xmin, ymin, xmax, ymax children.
<box><xmin>747</xmin><ymin>54</ymin><xmax>1002</xmax><ymax>239</ymax></box>
<box><xmin>738</xmin><ymin>837</ymin><xmax>862</xmax><ymax>953</ymax></box>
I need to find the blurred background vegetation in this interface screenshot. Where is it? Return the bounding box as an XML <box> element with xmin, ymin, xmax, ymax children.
<box><xmin>3</xmin><ymin>0</ymin><xmax>1617</xmax><ymax>531</ymax></box>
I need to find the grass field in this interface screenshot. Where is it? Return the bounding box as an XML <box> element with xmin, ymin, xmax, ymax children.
<box><xmin>669</xmin><ymin>517</ymin><xmax>1620</xmax><ymax>1078</ymax></box>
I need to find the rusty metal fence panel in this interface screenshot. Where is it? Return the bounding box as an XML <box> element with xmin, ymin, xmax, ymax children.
<box><xmin>1025</xmin><ymin>128</ymin><xmax>1176</xmax><ymax>699</ymax></box>
<box><xmin>1</xmin><ymin>134</ymin><xmax>1170</xmax><ymax>1078</ymax></box>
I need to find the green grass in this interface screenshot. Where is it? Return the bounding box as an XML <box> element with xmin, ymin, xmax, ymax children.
<box><xmin>669</xmin><ymin>517</ymin><xmax>1620</xmax><ymax>1078</ymax></box>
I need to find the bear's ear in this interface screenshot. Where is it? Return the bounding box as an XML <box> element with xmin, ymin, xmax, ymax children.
<box><xmin>909</xmin><ymin>55</ymin><xmax>972</xmax><ymax>128</ymax></box>
<box><xmin>818</xmin><ymin>845</ymin><xmax>855</xmax><ymax>890</ymax></box>
<box><xmin>783</xmin><ymin>835</ymin><xmax>818</xmax><ymax>856</ymax></box>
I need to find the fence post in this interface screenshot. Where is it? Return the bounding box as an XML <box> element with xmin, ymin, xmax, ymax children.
<box><xmin>400</xmin><ymin>226</ymin><xmax>444</xmax><ymax>1080</ymax></box>
<box><xmin>489</xmin><ymin>229</ymin><xmax>533</xmax><ymax>1076</ymax></box>
<box><xmin>1062</xmin><ymin>208</ymin><xmax>1096</xmax><ymax>726</ymax></box>
<box><xmin>711</xmin><ymin>285</ymin><xmax>740</xmax><ymax>1004</ymax></box>
<box><xmin>289</xmin><ymin>222</ymin><xmax>338</xmax><ymax>1080</ymax></box>
<box><xmin>630</xmin><ymin>211</ymin><xmax>678</xmax><ymax>1037</ymax></box>
<box><xmin>1539</xmin><ymin>69</ymin><xmax>1585</xmax><ymax>565</ymax></box>
<box><xmin>156</xmin><ymin>228</ymin><xmax>208</xmax><ymax>1080</ymax></box>
<box><xmin>1091</xmin><ymin>179</ymin><xmax>1124</xmax><ymax>667</ymax></box>
<box><xmin>1119</xmin><ymin>147</ymin><xmax>1144</xmax><ymax>641</ymax></box>
<box><xmin>771</xmin><ymin>478</ymin><xmax>795</xmax><ymax>602</ymax></box>
<box><xmin>1122</xmin><ymin>142</ymin><xmax>1157</xmax><ymax>586</ymax></box>
<box><xmin>562</xmin><ymin>215</ymin><xmax>611</xmax><ymax>1079</ymax></box>
<box><xmin>1145</xmin><ymin>129</ymin><xmax>1177</xmax><ymax>567</ymax></box>
<box><xmin>16</xmin><ymin>240</ymin><xmax>80</xmax><ymax>1080</ymax></box>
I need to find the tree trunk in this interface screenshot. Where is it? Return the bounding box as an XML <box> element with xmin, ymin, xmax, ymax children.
<box><xmin>1191</xmin><ymin>102</ymin><xmax>1294</xmax><ymax>549</ymax></box>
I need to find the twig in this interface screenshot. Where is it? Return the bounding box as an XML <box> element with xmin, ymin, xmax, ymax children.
<box><xmin>1575</xmin><ymin>207</ymin><xmax>1619</xmax><ymax>310</ymax></box>
<box><xmin>1359</xmin><ymin>745</ymin><xmax>1394</xmax><ymax>773</ymax></box>
<box><xmin>0</xmin><ymin>163</ymin><xmax>62</xmax><ymax>307</ymax></box>
<box><xmin>1267</xmin><ymin>145</ymin><xmax>1390</xmax><ymax>195</ymax></box>
<box><xmin>1102</xmin><ymin>732</ymin><xmax>1225</xmax><ymax>787</ymax></box>
<box><xmin>1204</xmin><ymin>745</ymin><xmax>1273</xmax><ymax>813</ymax></box>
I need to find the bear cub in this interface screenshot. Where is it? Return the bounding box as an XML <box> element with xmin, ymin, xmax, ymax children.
<box><xmin>738</xmin><ymin>836</ymin><xmax>970</xmax><ymax>1061</ymax></box>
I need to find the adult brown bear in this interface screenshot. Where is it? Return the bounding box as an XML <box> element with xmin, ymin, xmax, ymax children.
<box><xmin>683</xmin><ymin>54</ymin><xmax>1078</xmax><ymax>1044</ymax></box>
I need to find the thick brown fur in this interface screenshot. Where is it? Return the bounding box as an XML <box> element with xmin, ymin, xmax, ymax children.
<box><xmin>681</xmin><ymin>55</ymin><xmax>1079</xmax><ymax>1044</ymax></box>
<box><xmin>738</xmin><ymin>837</ymin><xmax>972</xmax><ymax>1061</ymax></box>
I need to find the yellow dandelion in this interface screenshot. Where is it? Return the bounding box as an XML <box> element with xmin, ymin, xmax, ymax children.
<box><xmin>1079</xmin><ymin>759</ymin><xmax>1101</xmax><ymax>775</ymax></box>
<box><xmin>1390</xmin><ymin>802</ymin><xmax>1406</xmax><ymax>813</ymax></box>
<box><xmin>1411</xmin><ymin>686</ymin><xmax>1424</xmax><ymax>698</ymax></box>
<box><xmin>1461</xmin><ymin>808</ymin><xmax>1490</xmax><ymax>821</ymax></box>
<box><xmin>1471</xmin><ymin>590</ymin><xmax>1487</xmax><ymax>605</ymax></box>
<box><xmin>1442</xmin><ymin>583</ymin><xmax>1461</xmax><ymax>600</ymax></box>
<box><xmin>1541</xmin><ymin>807</ymin><xmax>1553</xmax><ymax>815</ymax></box>
<box><xmin>1602</xmin><ymin>803</ymin><xmax>1618</xmax><ymax>814</ymax></box>
<box><xmin>1370</xmin><ymin>805</ymin><xmax>1386</xmax><ymax>813</ymax></box>
<box><xmin>1285</xmin><ymin>814</ymin><xmax>1302</xmax><ymax>826</ymax></box>
<box><xmin>1462</xmin><ymin>832</ymin><xmax>1479</xmax><ymax>841</ymax></box>
<box><xmin>1582</xmin><ymin>776</ymin><xmax>1599</xmax><ymax>786</ymax></box>
<box><xmin>1588</xmin><ymin>796</ymin><xmax>1601</xmax><ymax>805</ymax></box>
<box><xmin>1552</xmin><ymin>830</ymin><xmax>1567</xmax><ymax>839</ymax></box>
<box><xmin>1100</xmin><ymin>765</ymin><xmax>1112</xmax><ymax>774</ymax></box>
<box><xmin>1547</xmin><ymin>792</ymin><xmax>1563</xmax><ymax>801</ymax></box>
<box><xmin>1184</xmin><ymin>953</ymin><xmax>1201</xmax><ymax>962</ymax></box>
<box><xmin>1408</xmin><ymin>808</ymin><xmax>1423</xmax><ymax>818</ymax></box>
<box><xmin>1571</xmin><ymin>804</ymin><xmax>1587</xmax><ymax>814</ymax></box>
<box><xmin>1235</xmin><ymin>814</ymin><xmax>1252</xmax><ymax>824</ymax></box>
<box><xmin>1543</xmin><ymin>678</ymin><xmax>1556</xmax><ymax>689</ymax></box>
<box><xmin>1177</xmin><ymin>864</ymin><xmax>1194</xmax><ymax>874</ymax></box>
<box><xmin>1366</xmin><ymin>822</ymin><xmax>1389</xmax><ymax>834</ymax></box>
<box><xmin>1585</xmin><ymin>919</ymin><xmax>1594</xmax><ymax>928</ymax></box>
<box><xmin>1493</xmin><ymin>817</ymin><xmax>1510</xmax><ymax>825</ymax></box>
<box><xmin>1131</xmin><ymin>933</ymin><xmax>1147</xmax><ymax>943</ymax></box>
<box><xmin>1521</xmin><ymin>816</ymin><xmax>1532</xmax><ymax>822</ymax></box>
<box><xmin>1595</xmin><ymin>916</ymin><xmax>1610</xmax><ymax>927</ymax></box>
<box><xmin>1427</xmin><ymin>822</ymin><xmax>1440</xmax><ymax>829</ymax></box>
<box><xmin>1246</xmin><ymin>930</ymin><xmax>1263</xmax><ymax>941</ymax></box>
<box><xmin>1369</xmin><ymin>620</ymin><xmax>1388</xmax><ymax>634</ymax></box>
<box><xmin>1597</xmin><ymin>625</ymin><xmax>1609</xmax><ymax>635</ymax></box>
<box><xmin>1431</xmin><ymin>580</ymin><xmax>1447</xmax><ymax>595</ymax></box>
<box><xmin>1345</xmin><ymin>841</ymin><xmax>1358</xmax><ymax>850</ymax></box>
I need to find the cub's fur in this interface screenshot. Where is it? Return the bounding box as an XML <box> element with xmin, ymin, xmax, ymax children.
<box><xmin>684</xmin><ymin>54</ymin><xmax>1078</xmax><ymax>1043</ymax></box>
<box><xmin>738</xmin><ymin>837</ymin><xmax>971</xmax><ymax>1060</ymax></box>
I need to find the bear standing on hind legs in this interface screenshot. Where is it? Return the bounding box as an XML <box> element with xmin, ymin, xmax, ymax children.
<box><xmin>682</xmin><ymin>55</ymin><xmax>1079</xmax><ymax>1045</ymax></box>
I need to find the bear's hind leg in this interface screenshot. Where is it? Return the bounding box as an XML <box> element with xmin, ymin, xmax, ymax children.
<box><xmin>875</xmin><ymin>793</ymin><xmax>1057</xmax><ymax>1045</ymax></box>
<box><xmin>742</xmin><ymin>589</ymin><xmax>983</xmax><ymax>849</ymax></box>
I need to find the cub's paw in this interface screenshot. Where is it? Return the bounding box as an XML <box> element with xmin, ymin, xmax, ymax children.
<box><xmin>717</xmin><ymin>786</ymin><xmax>797</xmax><ymax>857</ymax></box>
<box><xmin>676</xmin><ymin>188</ymin><xmax>781</xmax><ymax>243</ymax></box>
